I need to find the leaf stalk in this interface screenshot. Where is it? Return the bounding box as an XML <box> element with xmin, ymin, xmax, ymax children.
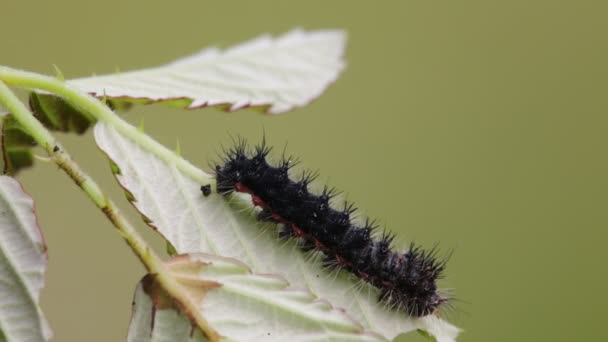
<box><xmin>0</xmin><ymin>79</ymin><xmax>220</xmax><ymax>341</ymax></box>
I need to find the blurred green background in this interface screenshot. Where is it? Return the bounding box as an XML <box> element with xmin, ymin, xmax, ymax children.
<box><xmin>2</xmin><ymin>1</ymin><xmax>607</xmax><ymax>341</ymax></box>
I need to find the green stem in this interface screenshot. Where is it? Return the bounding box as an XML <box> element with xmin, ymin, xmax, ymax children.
<box><xmin>0</xmin><ymin>66</ymin><xmax>212</xmax><ymax>185</ymax></box>
<box><xmin>0</xmin><ymin>80</ymin><xmax>220</xmax><ymax>342</ymax></box>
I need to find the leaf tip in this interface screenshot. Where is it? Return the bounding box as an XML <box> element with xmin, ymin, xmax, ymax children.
<box><xmin>175</xmin><ymin>139</ymin><xmax>181</xmax><ymax>156</ymax></box>
<box><xmin>124</xmin><ymin>189</ymin><xmax>136</xmax><ymax>203</ymax></box>
<box><xmin>109</xmin><ymin>159</ymin><xmax>121</xmax><ymax>175</ymax></box>
<box><xmin>141</xmin><ymin>213</ymin><xmax>153</xmax><ymax>224</ymax></box>
<box><xmin>52</xmin><ymin>64</ymin><xmax>65</xmax><ymax>81</ymax></box>
<box><xmin>166</xmin><ymin>242</ymin><xmax>177</xmax><ymax>256</ymax></box>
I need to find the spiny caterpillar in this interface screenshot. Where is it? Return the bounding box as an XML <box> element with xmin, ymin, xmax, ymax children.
<box><xmin>206</xmin><ymin>140</ymin><xmax>449</xmax><ymax>317</ymax></box>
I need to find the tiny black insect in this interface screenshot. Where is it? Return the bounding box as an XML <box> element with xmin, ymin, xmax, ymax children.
<box><xmin>200</xmin><ymin>184</ymin><xmax>211</xmax><ymax>197</ymax></box>
<box><xmin>208</xmin><ymin>139</ymin><xmax>450</xmax><ymax>317</ymax></box>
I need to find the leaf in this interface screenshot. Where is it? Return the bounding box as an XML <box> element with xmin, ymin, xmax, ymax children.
<box><xmin>29</xmin><ymin>93</ymin><xmax>95</xmax><ymax>134</ymax></box>
<box><xmin>0</xmin><ymin>114</ymin><xmax>36</xmax><ymax>175</ymax></box>
<box><xmin>0</xmin><ymin>176</ymin><xmax>52</xmax><ymax>341</ymax></box>
<box><xmin>0</xmin><ymin>93</ymin><xmax>97</xmax><ymax>175</ymax></box>
<box><xmin>17</xmin><ymin>29</ymin><xmax>345</xmax><ymax>175</ymax></box>
<box><xmin>128</xmin><ymin>253</ymin><xmax>383</xmax><ymax>342</ymax></box>
<box><xmin>94</xmin><ymin>123</ymin><xmax>460</xmax><ymax>341</ymax></box>
<box><xmin>128</xmin><ymin>279</ymin><xmax>206</xmax><ymax>342</ymax></box>
<box><xmin>69</xmin><ymin>29</ymin><xmax>346</xmax><ymax>114</ymax></box>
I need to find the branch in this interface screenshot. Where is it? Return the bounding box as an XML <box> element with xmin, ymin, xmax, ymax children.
<box><xmin>0</xmin><ymin>66</ymin><xmax>210</xmax><ymax>184</ymax></box>
<box><xmin>0</xmin><ymin>81</ymin><xmax>220</xmax><ymax>341</ymax></box>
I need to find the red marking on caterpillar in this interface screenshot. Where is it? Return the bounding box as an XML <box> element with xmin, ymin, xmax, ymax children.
<box><xmin>209</xmin><ymin>140</ymin><xmax>450</xmax><ymax>317</ymax></box>
<box><xmin>292</xmin><ymin>225</ymin><xmax>305</xmax><ymax>237</ymax></box>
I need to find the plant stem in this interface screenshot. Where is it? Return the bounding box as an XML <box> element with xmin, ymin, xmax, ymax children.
<box><xmin>0</xmin><ymin>66</ymin><xmax>212</xmax><ymax>185</ymax></box>
<box><xmin>0</xmin><ymin>80</ymin><xmax>220</xmax><ymax>341</ymax></box>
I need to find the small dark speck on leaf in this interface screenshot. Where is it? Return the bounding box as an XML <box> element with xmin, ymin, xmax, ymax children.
<box><xmin>53</xmin><ymin>145</ymin><xmax>60</xmax><ymax>152</ymax></box>
<box><xmin>200</xmin><ymin>184</ymin><xmax>211</xmax><ymax>197</ymax></box>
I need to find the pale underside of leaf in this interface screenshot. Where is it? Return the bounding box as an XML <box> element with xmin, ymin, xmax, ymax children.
<box><xmin>0</xmin><ymin>176</ymin><xmax>51</xmax><ymax>341</ymax></box>
<box><xmin>129</xmin><ymin>253</ymin><xmax>383</xmax><ymax>342</ymax></box>
<box><xmin>69</xmin><ymin>29</ymin><xmax>346</xmax><ymax>114</ymax></box>
<box><xmin>94</xmin><ymin>123</ymin><xmax>460</xmax><ymax>342</ymax></box>
<box><xmin>128</xmin><ymin>282</ymin><xmax>207</xmax><ymax>342</ymax></box>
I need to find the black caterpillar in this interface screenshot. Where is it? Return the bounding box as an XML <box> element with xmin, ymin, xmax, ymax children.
<box><xmin>207</xmin><ymin>140</ymin><xmax>448</xmax><ymax>317</ymax></box>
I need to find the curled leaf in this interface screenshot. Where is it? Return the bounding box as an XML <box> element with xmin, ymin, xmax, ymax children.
<box><xmin>129</xmin><ymin>253</ymin><xmax>383</xmax><ymax>342</ymax></box>
<box><xmin>0</xmin><ymin>113</ymin><xmax>36</xmax><ymax>175</ymax></box>
<box><xmin>0</xmin><ymin>93</ymin><xmax>99</xmax><ymax>174</ymax></box>
<box><xmin>29</xmin><ymin>93</ymin><xmax>95</xmax><ymax>134</ymax></box>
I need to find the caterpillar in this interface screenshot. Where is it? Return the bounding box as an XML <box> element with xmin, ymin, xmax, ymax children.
<box><xmin>205</xmin><ymin>140</ymin><xmax>449</xmax><ymax>317</ymax></box>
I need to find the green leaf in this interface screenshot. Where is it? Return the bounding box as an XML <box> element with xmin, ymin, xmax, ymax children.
<box><xmin>0</xmin><ymin>113</ymin><xmax>36</xmax><ymax>175</ymax></box>
<box><xmin>94</xmin><ymin>122</ymin><xmax>460</xmax><ymax>341</ymax></box>
<box><xmin>128</xmin><ymin>254</ymin><xmax>383</xmax><ymax>342</ymax></box>
<box><xmin>166</xmin><ymin>241</ymin><xmax>178</xmax><ymax>257</ymax></box>
<box><xmin>0</xmin><ymin>93</ymin><xmax>98</xmax><ymax>174</ymax></box>
<box><xmin>0</xmin><ymin>176</ymin><xmax>52</xmax><ymax>341</ymax></box>
<box><xmin>68</xmin><ymin>29</ymin><xmax>346</xmax><ymax>114</ymax></box>
<box><xmin>29</xmin><ymin>93</ymin><xmax>95</xmax><ymax>134</ymax></box>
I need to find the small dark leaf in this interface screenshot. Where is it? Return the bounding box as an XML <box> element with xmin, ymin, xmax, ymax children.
<box><xmin>29</xmin><ymin>93</ymin><xmax>96</xmax><ymax>134</ymax></box>
<box><xmin>0</xmin><ymin>114</ymin><xmax>36</xmax><ymax>175</ymax></box>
